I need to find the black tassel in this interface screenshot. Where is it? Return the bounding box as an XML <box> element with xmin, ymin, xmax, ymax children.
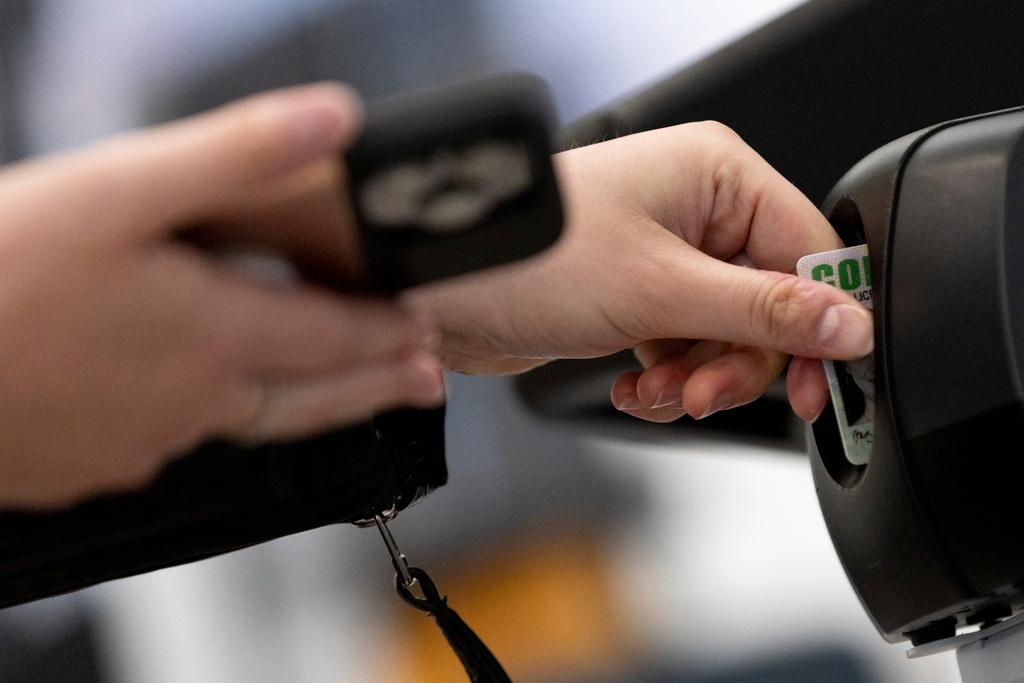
<box><xmin>396</xmin><ymin>566</ymin><xmax>512</xmax><ymax>683</ymax></box>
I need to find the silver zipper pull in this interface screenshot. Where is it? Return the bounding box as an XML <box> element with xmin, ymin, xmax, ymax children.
<box><xmin>356</xmin><ymin>508</ymin><xmax>512</xmax><ymax>681</ymax></box>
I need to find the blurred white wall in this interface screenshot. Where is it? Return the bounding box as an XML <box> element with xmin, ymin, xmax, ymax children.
<box><xmin>19</xmin><ymin>0</ymin><xmax>336</xmax><ymax>152</ymax></box>
<box><xmin>477</xmin><ymin>0</ymin><xmax>801</xmax><ymax>122</ymax></box>
<box><xmin>19</xmin><ymin>0</ymin><xmax>800</xmax><ymax>151</ymax></box>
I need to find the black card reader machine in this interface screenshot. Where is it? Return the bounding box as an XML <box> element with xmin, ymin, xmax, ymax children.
<box><xmin>810</xmin><ymin>107</ymin><xmax>1024</xmax><ymax>678</ymax></box>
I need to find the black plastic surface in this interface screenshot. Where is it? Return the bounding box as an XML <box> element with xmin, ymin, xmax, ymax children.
<box><xmin>347</xmin><ymin>73</ymin><xmax>564</xmax><ymax>292</ymax></box>
<box><xmin>0</xmin><ymin>408</ymin><xmax>446</xmax><ymax>608</ymax></box>
<box><xmin>811</xmin><ymin>121</ymin><xmax>965</xmax><ymax>643</ymax></box>
<box><xmin>812</xmin><ymin>108</ymin><xmax>1024</xmax><ymax>643</ymax></box>
<box><xmin>891</xmin><ymin>112</ymin><xmax>1024</xmax><ymax>610</ymax></box>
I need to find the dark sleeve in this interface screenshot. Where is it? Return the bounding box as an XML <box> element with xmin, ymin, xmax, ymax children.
<box><xmin>0</xmin><ymin>407</ymin><xmax>447</xmax><ymax>608</ymax></box>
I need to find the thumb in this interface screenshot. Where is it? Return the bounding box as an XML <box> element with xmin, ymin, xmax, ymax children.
<box><xmin>653</xmin><ymin>252</ymin><xmax>874</xmax><ymax>360</ymax></box>
<box><xmin>74</xmin><ymin>83</ymin><xmax>363</xmax><ymax>233</ymax></box>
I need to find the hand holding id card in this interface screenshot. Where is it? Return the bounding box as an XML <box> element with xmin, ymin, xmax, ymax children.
<box><xmin>797</xmin><ymin>245</ymin><xmax>874</xmax><ymax>466</ymax></box>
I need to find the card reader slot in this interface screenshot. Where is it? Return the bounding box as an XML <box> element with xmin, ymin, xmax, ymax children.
<box><xmin>811</xmin><ymin>197</ymin><xmax>869</xmax><ymax>489</ymax></box>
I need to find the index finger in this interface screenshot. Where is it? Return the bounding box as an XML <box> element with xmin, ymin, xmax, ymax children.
<box><xmin>746</xmin><ymin>161</ymin><xmax>844</xmax><ymax>270</ymax></box>
<box><xmin>700</xmin><ymin>126</ymin><xmax>844</xmax><ymax>272</ymax></box>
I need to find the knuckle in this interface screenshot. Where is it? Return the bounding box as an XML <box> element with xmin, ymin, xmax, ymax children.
<box><xmin>691</xmin><ymin>120</ymin><xmax>742</xmax><ymax>144</ymax></box>
<box><xmin>709</xmin><ymin>153</ymin><xmax>755</xmax><ymax>231</ymax></box>
<box><xmin>749</xmin><ymin>274</ymin><xmax>812</xmax><ymax>343</ymax></box>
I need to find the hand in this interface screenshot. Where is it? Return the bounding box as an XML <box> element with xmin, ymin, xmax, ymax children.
<box><xmin>0</xmin><ymin>84</ymin><xmax>443</xmax><ymax>509</ymax></box>
<box><xmin>404</xmin><ymin>122</ymin><xmax>872</xmax><ymax>423</ymax></box>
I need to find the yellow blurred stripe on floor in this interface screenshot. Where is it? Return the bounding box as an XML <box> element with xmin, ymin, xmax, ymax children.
<box><xmin>379</xmin><ymin>529</ymin><xmax>635</xmax><ymax>683</ymax></box>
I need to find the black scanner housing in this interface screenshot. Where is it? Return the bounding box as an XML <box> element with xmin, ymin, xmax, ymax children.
<box><xmin>812</xmin><ymin>107</ymin><xmax>1024</xmax><ymax>645</ymax></box>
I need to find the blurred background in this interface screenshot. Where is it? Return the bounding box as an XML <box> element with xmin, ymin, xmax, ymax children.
<box><xmin>0</xmin><ymin>1</ymin><xmax>961</xmax><ymax>682</ymax></box>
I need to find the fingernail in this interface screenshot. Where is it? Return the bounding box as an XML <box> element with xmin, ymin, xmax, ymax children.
<box><xmin>818</xmin><ymin>304</ymin><xmax>874</xmax><ymax>357</ymax></box>
<box><xmin>809</xmin><ymin>395</ymin><xmax>829</xmax><ymax>423</ymax></box>
<box><xmin>614</xmin><ymin>395</ymin><xmax>642</xmax><ymax>411</ymax></box>
<box><xmin>286</xmin><ymin>85</ymin><xmax>362</xmax><ymax>161</ymax></box>
<box><xmin>698</xmin><ymin>393</ymin><xmax>733</xmax><ymax>420</ymax></box>
<box><xmin>650</xmin><ymin>383</ymin><xmax>682</xmax><ymax>408</ymax></box>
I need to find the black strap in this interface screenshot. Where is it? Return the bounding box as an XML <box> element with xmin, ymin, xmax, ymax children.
<box><xmin>395</xmin><ymin>566</ymin><xmax>512</xmax><ymax>683</ymax></box>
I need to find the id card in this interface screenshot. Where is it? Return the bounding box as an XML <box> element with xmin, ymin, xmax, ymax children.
<box><xmin>797</xmin><ymin>245</ymin><xmax>874</xmax><ymax>466</ymax></box>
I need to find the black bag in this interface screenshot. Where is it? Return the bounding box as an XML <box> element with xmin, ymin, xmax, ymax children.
<box><xmin>0</xmin><ymin>408</ymin><xmax>446</xmax><ymax>607</ymax></box>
